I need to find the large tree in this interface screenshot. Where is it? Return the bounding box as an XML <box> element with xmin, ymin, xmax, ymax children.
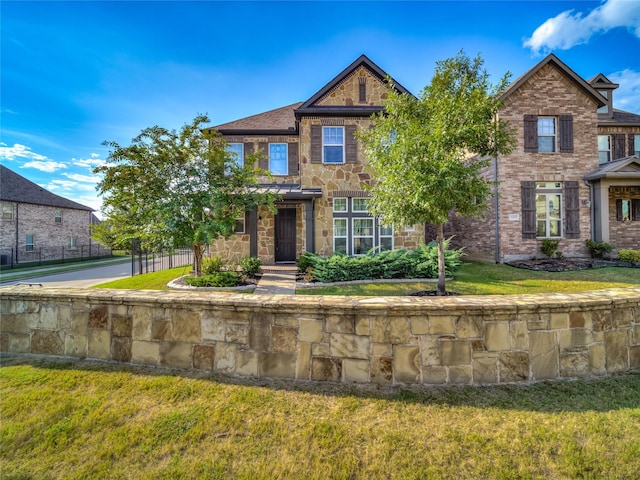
<box><xmin>94</xmin><ymin>115</ymin><xmax>278</xmax><ymax>276</ymax></box>
<box><xmin>358</xmin><ymin>52</ymin><xmax>515</xmax><ymax>295</ymax></box>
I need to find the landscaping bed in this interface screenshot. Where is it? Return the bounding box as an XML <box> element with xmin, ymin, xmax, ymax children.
<box><xmin>506</xmin><ymin>257</ymin><xmax>638</xmax><ymax>272</ymax></box>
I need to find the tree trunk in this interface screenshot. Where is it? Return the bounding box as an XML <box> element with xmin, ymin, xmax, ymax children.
<box><xmin>436</xmin><ymin>223</ymin><xmax>446</xmax><ymax>296</ymax></box>
<box><xmin>193</xmin><ymin>242</ymin><xmax>205</xmax><ymax>277</ymax></box>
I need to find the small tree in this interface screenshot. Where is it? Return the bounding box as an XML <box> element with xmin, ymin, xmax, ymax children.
<box><xmin>94</xmin><ymin>115</ymin><xmax>278</xmax><ymax>276</ymax></box>
<box><xmin>358</xmin><ymin>52</ymin><xmax>515</xmax><ymax>295</ymax></box>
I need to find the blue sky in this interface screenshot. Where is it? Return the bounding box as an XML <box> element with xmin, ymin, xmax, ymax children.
<box><xmin>2</xmin><ymin>0</ymin><xmax>639</xmax><ymax>216</ymax></box>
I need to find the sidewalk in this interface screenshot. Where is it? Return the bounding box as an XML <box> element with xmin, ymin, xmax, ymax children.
<box><xmin>253</xmin><ymin>266</ymin><xmax>297</xmax><ymax>295</ymax></box>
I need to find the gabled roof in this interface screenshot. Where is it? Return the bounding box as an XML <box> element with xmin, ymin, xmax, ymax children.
<box><xmin>295</xmin><ymin>54</ymin><xmax>414</xmax><ymax>117</ymax></box>
<box><xmin>0</xmin><ymin>164</ymin><xmax>93</xmax><ymax>211</ymax></box>
<box><xmin>584</xmin><ymin>155</ymin><xmax>640</xmax><ymax>181</ymax></box>
<box><xmin>208</xmin><ymin>102</ymin><xmax>303</xmax><ymax>136</ymax></box>
<box><xmin>588</xmin><ymin>73</ymin><xmax>619</xmax><ymax>89</ymax></box>
<box><xmin>501</xmin><ymin>53</ymin><xmax>606</xmax><ymax>108</ymax></box>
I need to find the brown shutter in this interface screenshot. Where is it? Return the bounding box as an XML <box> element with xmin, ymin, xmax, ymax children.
<box><xmin>311</xmin><ymin>125</ymin><xmax>322</xmax><ymax>163</ymax></box>
<box><xmin>243</xmin><ymin>142</ymin><xmax>254</xmax><ymax>166</ymax></box>
<box><xmin>258</xmin><ymin>142</ymin><xmax>268</xmax><ymax>170</ymax></box>
<box><xmin>345</xmin><ymin>125</ymin><xmax>358</xmax><ymax>164</ymax></box>
<box><xmin>616</xmin><ymin>199</ymin><xmax>623</xmax><ymax>221</ymax></box>
<box><xmin>288</xmin><ymin>142</ymin><xmax>299</xmax><ymax>175</ymax></box>
<box><xmin>559</xmin><ymin>115</ymin><xmax>574</xmax><ymax>153</ymax></box>
<box><xmin>629</xmin><ymin>134</ymin><xmax>636</xmax><ymax>156</ymax></box>
<box><xmin>612</xmin><ymin>134</ymin><xmax>626</xmax><ymax>160</ymax></box>
<box><xmin>524</xmin><ymin>115</ymin><xmax>538</xmax><ymax>153</ymax></box>
<box><xmin>564</xmin><ymin>181</ymin><xmax>580</xmax><ymax>238</ymax></box>
<box><xmin>632</xmin><ymin>199</ymin><xmax>640</xmax><ymax>221</ymax></box>
<box><xmin>521</xmin><ymin>181</ymin><xmax>536</xmax><ymax>239</ymax></box>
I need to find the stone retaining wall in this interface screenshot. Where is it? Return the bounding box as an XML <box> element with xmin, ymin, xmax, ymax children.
<box><xmin>1</xmin><ymin>286</ymin><xmax>639</xmax><ymax>385</ymax></box>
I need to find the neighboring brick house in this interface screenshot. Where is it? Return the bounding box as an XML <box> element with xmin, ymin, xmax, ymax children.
<box><xmin>207</xmin><ymin>54</ymin><xmax>640</xmax><ymax>265</ymax></box>
<box><xmin>0</xmin><ymin>164</ymin><xmax>100</xmax><ymax>264</ymax></box>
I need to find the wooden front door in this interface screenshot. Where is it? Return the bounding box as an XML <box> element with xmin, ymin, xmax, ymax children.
<box><xmin>275</xmin><ymin>208</ymin><xmax>296</xmax><ymax>262</ymax></box>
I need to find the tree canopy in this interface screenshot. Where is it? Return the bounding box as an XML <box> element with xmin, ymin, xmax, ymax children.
<box><xmin>94</xmin><ymin>115</ymin><xmax>278</xmax><ymax>275</ymax></box>
<box><xmin>358</xmin><ymin>51</ymin><xmax>515</xmax><ymax>294</ymax></box>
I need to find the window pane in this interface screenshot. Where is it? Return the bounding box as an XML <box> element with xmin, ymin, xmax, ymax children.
<box><xmin>353</xmin><ymin>218</ymin><xmax>373</xmax><ymax>235</ymax></box>
<box><xmin>234</xmin><ymin>217</ymin><xmax>245</xmax><ymax>234</ymax></box>
<box><xmin>538</xmin><ymin>136</ymin><xmax>555</xmax><ymax>152</ymax></box>
<box><xmin>352</xmin><ymin>198</ymin><xmax>369</xmax><ymax>212</ymax></box>
<box><xmin>549</xmin><ymin>220</ymin><xmax>561</xmax><ymax>237</ymax></box>
<box><xmin>334</xmin><ymin>238</ymin><xmax>347</xmax><ymax>254</ymax></box>
<box><xmin>537</xmin><ymin>118</ymin><xmax>555</xmax><ymax>135</ymax></box>
<box><xmin>380</xmin><ymin>237</ymin><xmax>393</xmax><ymax>251</ymax></box>
<box><xmin>334</xmin><ymin>219</ymin><xmax>347</xmax><ymax>236</ymax></box>
<box><xmin>635</xmin><ymin>135</ymin><xmax>640</xmax><ymax>156</ymax></box>
<box><xmin>333</xmin><ymin>198</ymin><xmax>347</xmax><ymax>212</ymax></box>
<box><xmin>226</xmin><ymin>144</ymin><xmax>243</xmax><ymax>165</ymax></box>
<box><xmin>269</xmin><ymin>143</ymin><xmax>288</xmax><ymax>175</ymax></box>
<box><xmin>622</xmin><ymin>200</ymin><xmax>631</xmax><ymax>221</ymax></box>
<box><xmin>598</xmin><ymin>151</ymin><xmax>610</xmax><ymax>164</ymax></box>
<box><xmin>379</xmin><ymin>225</ymin><xmax>393</xmax><ymax>236</ymax></box>
<box><xmin>323</xmin><ymin>127</ymin><xmax>343</xmax><ymax>144</ymax></box>
<box><xmin>353</xmin><ymin>238</ymin><xmax>373</xmax><ymax>255</ymax></box>
<box><xmin>324</xmin><ymin>146</ymin><xmax>343</xmax><ymax>163</ymax></box>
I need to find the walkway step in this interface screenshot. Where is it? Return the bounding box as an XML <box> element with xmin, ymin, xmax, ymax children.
<box><xmin>254</xmin><ymin>272</ymin><xmax>296</xmax><ymax>295</ymax></box>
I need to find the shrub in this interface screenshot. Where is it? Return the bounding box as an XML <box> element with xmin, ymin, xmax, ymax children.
<box><xmin>541</xmin><ymin>239</ymin><xmax>560</xmax><ymax>258</ymax></box>
<box><xmin>240</xmin><ymin>256</ymin><xmax>262</xmax><ymax>277</ymax></box>
<box><xmin>184</xmin><ymin>271</ymin><xmax>240</xmax><ymax>287</ymax></box>
<box><xmin>298</xmin><ymin>253</ymin><xmax>320</xmax><ymax>273</ymax></box>
<box><xmin>586</xmin><ymin>239</ymin><xmax>613</xmax><ymax>259</ymax></box>
<box><xmin>618</xmin><ymin>249</ymin><xmax>640</xmax><ymax>263</ymax></box>
<box><xmin>201</xmin><ymin>256</ymin><xmax>223</xmax><ymax>275</ymax></box>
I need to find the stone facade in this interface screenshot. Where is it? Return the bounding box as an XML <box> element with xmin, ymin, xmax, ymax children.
<box><xmin>2</xmin><ymin>286</ymin><xmax>639</xmax><ymax>385</ymax></box>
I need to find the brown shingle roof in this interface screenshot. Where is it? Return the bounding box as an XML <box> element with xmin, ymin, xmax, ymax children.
<box><xmin>209</xmin><ymin>102</ymin><xmax>303</xmax><ymax>135</ymax></box>
<box><xmin>0</xmin><ymin>164</ymin><xmax>93</xmax><ymax>211</ymax></box>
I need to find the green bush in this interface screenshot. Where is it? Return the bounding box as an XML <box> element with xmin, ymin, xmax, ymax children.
<box><xmin>201</xmin><ymin>256</ymin><xmax>223</xmax><ymax>275</ymax></box>
<box><xmin>184</xmin><ymin>271</ymin><xmax>240</xmax><ymax>287</ymax></box>
<box><xmin>618</xmin><ymin>249</ymin><xmax>640</xmax><ymax>263</ymax></box>
<box><xmin>586</xmin><ymin>239</ymin><xmax>613</xmax><ymax>258</ymax></box>
<box><xmin>541</xmin><ymin>239</ymin><xmax>560</xmax><ymax>258</ymax></box>
<box><xmin>240</xmin><ymin>256</ymin><xmax>262</xmax><ymax>277</ymax></box>
<box><xmin>301</xmin><ymin>240</ymin><xmax>463</xmax><ymax>284</ymax></box>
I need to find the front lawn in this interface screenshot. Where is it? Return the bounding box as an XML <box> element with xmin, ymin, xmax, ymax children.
<box><xmin>1</xmin><ymin>358</ymin><xmax>639</xmax><ymax>479</ymax></box>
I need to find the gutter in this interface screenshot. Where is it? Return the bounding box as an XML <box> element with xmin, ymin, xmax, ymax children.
<box><xmin>494</xmin><ymin>155</ymin><xmax>500</xmax><ymax>263</ymax></box>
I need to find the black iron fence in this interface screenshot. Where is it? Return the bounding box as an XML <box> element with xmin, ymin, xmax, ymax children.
<box><xmin>0</xmin><ymin>244</ymin><xmax>113</xmax><ymax>269</ymax></box>
<box><xmin>130</xmin><ymin>242</ymin><xmax>198</xmax><ymax>276</ymax></box>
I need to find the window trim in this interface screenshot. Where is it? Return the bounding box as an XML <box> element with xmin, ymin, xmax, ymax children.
<box><xmin>54</xmin><ymin>210</ymin><xmax>62</xmax><ymax>224</ymax></box>
<box><xmin>66</xmin><ymin>237</ymin><xmax>78</xmax><ymax>250</ymax></box>
<box><xmin>226</xmin><ymin>143</ymin><xmax>244</xmax><ymax>166</ymax></box>
<box><xmin>234</xmin><ymin>215</ymin><xmax>246</xmax><ymax>234</ymax></box>
<box><xmin>634</xmin><ymin>135</ymin><xmax>640</xmax><ymax>157</ymax></box>
<box><xmin>333</xmin><ymin>218</ymin><xmax>348</xmax><ymax>254</ymax></box>
<box><xmin>535</xmin><ymin>182</ymin><xmax>562</xmax><ymax>238</ymax></box>
<box><xmin>598</xmin><ymin>135</ymin><xmax>611</xmax><ymax>164</ymax></box>
<box><xmin>2</xmin><ymin>203</ymin><xmax>12</xmax><ymax>220</ymax></box>
<box><xmin>537</xmin><ymin>117</ymin><xmax>557</xmax><ymax>153</ymax></box>
<box><xmin>25</xmin><ymin>234</ymin><xmax>34</xmax><ymax>252</ymax></box>
<box><xmin>322</xmin><ymin>126</ymin><xmax>345</xmax><ymax>164</ymax></box>
<box><xmin>268</xmin><ymin>143</ymin><xmax>288</xmax><ymax>176</ymax></box>
<box><xmin>352</xmin><ymin>217</ymin><xmax>375</xmax><ymax>256</ymax></box>
<box><xmin>333</xmin><ymin>198</ymin><xmax>347</xmax><ymax>213</ymax></box>
<box><xmin>352</xmin><ymin>198</ymin><xmax>369</xmax><ymax>213</ymax></box>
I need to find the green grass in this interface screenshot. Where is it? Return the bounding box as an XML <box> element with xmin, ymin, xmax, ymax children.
<box><xmin>1</xmin><ymin>358</ymin><xmax>639</xmax><ymax>479</ymax></box>
<box><xmin>298</xmin><ymin>262</ymin><xmax>640</xmax><ymax>295</ymax></box>
<box><xmin>94</xmin><ymin>266</ymin><xmax>193</xmax><ymax>290</ymax></box>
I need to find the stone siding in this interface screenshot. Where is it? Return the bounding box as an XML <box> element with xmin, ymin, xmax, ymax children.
<box><xmin>2</xmin><ymin>286</ymin><xmax>639</xmax><ymax>385</ymax></box>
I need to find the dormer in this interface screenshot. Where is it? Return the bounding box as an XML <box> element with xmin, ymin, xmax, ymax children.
<box><xmin>589</xmin><ymin>73</ymin><xmax>619</xmax><ymax>120</ymax></box>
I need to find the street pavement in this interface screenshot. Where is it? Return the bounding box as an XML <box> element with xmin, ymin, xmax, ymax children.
<box><xmin>0</xmin><ymin>260</ymin><xmax>132</xmax><ymax>288</ymax></box>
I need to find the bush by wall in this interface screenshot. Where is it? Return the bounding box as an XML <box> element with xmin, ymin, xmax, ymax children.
<box><xmin>619</xmin><ymin>249</ymin><xmax>640</xmax><ymax>263</ymax></box>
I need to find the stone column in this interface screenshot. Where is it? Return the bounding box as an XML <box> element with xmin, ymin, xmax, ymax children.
<box><xmin>303</xmin><ymin>199</ymin><xmax>314</xmax><ymax>253</ymax></box>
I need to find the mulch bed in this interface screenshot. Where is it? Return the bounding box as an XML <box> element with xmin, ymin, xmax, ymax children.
<box><xmin>505</xmin><ymin>258</ymin><xmax>638</xmax><ymax>272</ymax></box>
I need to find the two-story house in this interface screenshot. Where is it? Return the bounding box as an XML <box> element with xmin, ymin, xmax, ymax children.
<box><xmin>206</xmin><ymin>54</ymin><xmax>640</xmax><ymax>265</ymax></box>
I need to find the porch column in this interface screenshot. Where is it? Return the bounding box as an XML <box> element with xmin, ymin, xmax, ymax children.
<box><xmin>593</xmin><ymin>182</ymin><xmax>610</xmax><ymax>242</ymax></box>
<box><xmin>248</xmin><ymin>206</ymin><xmax>258</xmax><ymax>257</ymax></box>
<box><xmin>303</xmin><ymin>199</ymin><xmax>315</xmax><ymax>253</ymax></box>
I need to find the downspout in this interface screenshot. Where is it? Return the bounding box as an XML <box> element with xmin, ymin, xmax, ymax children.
<box><xmin>584</xmin><ymin>178</ymin><xmax>595</xmax><ymax>241</ymax></box>
<box><xmin>494</xmin><ymin>155</ymin><xmax>500</xmax><ymax>263</ymax></box>
<box><xmin>15</xmin><ymin>203</ymin><xmax>19</xmax><ymax>264</ymax></box>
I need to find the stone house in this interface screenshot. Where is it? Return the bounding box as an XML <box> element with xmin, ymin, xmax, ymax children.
<box><xmin>206</xmin><ymin>54</ymin><xmax>640</xmax><ymax>265</ymax></box>
<box><xmin>0</xmin><ymin>164</ymin><xmax>99</xmax><ymax>264</ymax></box>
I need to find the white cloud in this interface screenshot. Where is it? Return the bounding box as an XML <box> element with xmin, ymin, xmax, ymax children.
<box><xmin>0</xmin><ymin>143</ymin><xmax>50</xmax><ymax>162</ymax></box>
<box><xmin>63</xmin><ymin>172</ymin><xmax>98</xmax><ymax>183</ymax></box>
<box><xmin>22</xmin><ymin>160</ymin><xmax>68</xmax><ymax>173</ymax></box>
<box><xmin>71</xmin><ymin>156</ymin><xmax>104</xmax><ymax>168</ymax></box>
<box><xmin>607</xmin><ymin>69</ymin><xmax>640</xmax><ymax>113</ymax></box>
<box><xmin>524</xmin><ymin>0</ymin><xmax>640</xmax><ymax>54</ymax></box>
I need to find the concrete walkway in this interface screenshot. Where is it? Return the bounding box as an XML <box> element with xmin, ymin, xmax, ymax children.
<box><xmin>253</xmin><ymin>267</ymin><xmax>297</xmax><ymax>295</ymax></box>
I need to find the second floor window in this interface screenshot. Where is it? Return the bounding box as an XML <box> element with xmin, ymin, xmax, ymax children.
<box><xmin>537</xmin><ymin>117</ymin><xmax>556</xmax><ymax>153</ymax></box>
<box><xmin>269</xmin><ymin>143</ymin><xmax>288</xmax><ymax>175</ymax></box>
<box><xmin>323</xmin><ymin>127</ymin><xmax>344</xmax><ymax>164</ymax></box>
<box><xmin>2</xmin><ymin>203</ymin><xmax>12</xmax><ymax>220</ymax></box>
<box><xmin>524</xmin><ymin>115</ymin><xmax>573</xmax><ymax>154</ymax></box>
<box><xmin>634</xmin><ymin>135</ymin><xmax>640</xmax><ymax>156</ymax></box>
<box><xmin>54</xmin><ymin>210</ymin><xmax>62</xmax><ymax>223</ymax></box>
<box><xmin>598</xmin><ymin>135</ymin><xmax>611</xmax><ymax>164</ymax></box>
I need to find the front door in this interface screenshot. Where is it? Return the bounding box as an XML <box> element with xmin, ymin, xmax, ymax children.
<box><xmin>275</xmin><ymin>208</ymin><xmax>296</xmax><ymax>262</ymax></box>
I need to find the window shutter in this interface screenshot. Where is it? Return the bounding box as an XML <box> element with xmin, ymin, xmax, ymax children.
<box><xmin>521</xmin><ymin>181</ymin><xmax>536</xmax><ymax>239</ymax></box>
<box><xmin>243</xmin><ymin>142</ymin><xmax>254</xmax><ymax>166</ymax></box>
<box><xmin>612</xmin><ymin>134</ymin><xmax>626</xmax><ymax>160</ymax></box>
<box><xmin>559</xmin><ymin>115</ymin><xmax>574</xmax><ymax>153</ymax></box>
<box><xmin>345</xmin><ymin>125</ymin><xmax>358</xmax><ymax>164</ymax></box>
<box><xmin>524</xmin><ymin>115</ymin><xmax>538</xmax><ymax>153</ymax></box>
<box><xmin>616</xmin><ymin>199</ymin><xmax>623</xmax><ymax>221</ymax></box>
<box><xmin>564</xmin><ymin>181</ymin><xmax>580</xmax><ymax>238</ymax></box>
<box><xmin>258</xmin><ymin>142</ymin><xmax>268</xmax><ymax>170</ymax></box>
<box><xmin>632</xmin><ymin>199</ymin><xmax>640</xmax><ymax>221</ymax></box>
<box><xmin>311</xmin><ymin>125</ymin><xmax>322</xmax><ymax>163</ymax></box>
<box><xmin>288</xmin><ymin>142</ymin><xmax>299</xmax><ymax>175</ymax></box>
<box><xmin>629</xmin><ymin>135</ymin><xmax>635</xmax><ymax>156</ymax></box>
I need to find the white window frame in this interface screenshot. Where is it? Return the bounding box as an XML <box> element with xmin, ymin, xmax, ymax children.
<box><xmin>535</xmin><ymin>182</ymin><xmax>562</xmax><ymax>238</ymax></box>
<box><xmin>226</xmin><ymin>143</ymin><xmax>244</xmax><ymax>166</ymax></box>
<box><xmin>54</xmin><ymin>210</ymin><xmax>62</xmax><ymax>224</ymax></box>
<box><xmin>352</xmin><ymin>218</ymin><xmax>375</xmax><ymax>256</ymax></box>
<box><xmin>322</xmin><ymin>126</ymin><xmax>345</xmax><ymax>164</ymax></box>
<box><xmin>537</xmin><ymin>117</ymin><xmax>556</xmax><ymax>153</ymax></box>
<box><xmin>333</xmin><ymin>218</ymin><xmax>348</xmax><ymax>254</ymax></box>
<box><xmin>269</xmin><ymin>143</ymin><xmax>288</xmax><ymax>176</ymax></box>
<box><xmin>234</xmin><ymin>216</ymin><xmax>246</xmax><ymax>234</ymax></box>
<box><xmin>378</xmin><ymin>222</ymin><xmax>394</xmax><ymax>251</ymax></box>
<box><xmin>597</xmin><ymin>90</ymin><xmax>609</xmax><ymax>114</ymax></box>
<box><xmin>634</xmin><ymin>135</ymin><xmax>640</xmax><ymax>157</ymax></box>
<box><xmin>25</xmin><ymin>234</ymin><xmax>34</xmax><ymax>252</ymax></box>
<box><xmin>333</xmin><ymin>198</ymin><xmax>347</xmax><ymax>213</ymax></box>
<box><xmin>67</xmin><ymin>237</ymin><xmax>78</xmax><ymax>250</ymax></box>
<box><xmin>2</xmin><ymin>203</ymin><xmax>12</xmax><ymax>220</ymax></box>
<box><xmin>598</xmin><ymin>135</ymin><xmax>611</xmax><ymax>164</ymax></box>
<box><xmin>352</xmin><ymin>198</ymin><xmax>369</xmax><ymax>213</ymax></box>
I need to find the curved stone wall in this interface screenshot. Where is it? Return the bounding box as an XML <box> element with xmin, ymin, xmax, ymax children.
<box><xmin>1</xmin><ymin>286</ymin><xmax>639</xmax><ymax>385</ymax></box>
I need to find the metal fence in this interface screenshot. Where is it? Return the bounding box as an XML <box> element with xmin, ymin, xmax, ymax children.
<box><xmin>0</xmin><ymin>244</ymin><xmax>113</xmax><ymax>269</ymax></box>
<box><xmin>130</xmin><ymin>243</ymin><xmax>198</xmax><ymax>276</ymax></box>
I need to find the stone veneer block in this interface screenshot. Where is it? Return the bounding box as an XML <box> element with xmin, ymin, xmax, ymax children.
<box><xmin>226</xmin><ymin>324</ymin><xmax>249</xmax><ymax>345</ymax></box>
<box><xmin>201</xmin><ymin>314</ymin><xmax>225</xmax><ymax>342</ymax></box>
<box><xmin>604</xmin><ymin>330</ymin><xmax>629</xmax><ymax>372</ymax></box>
<box><xmin>1</xmin><ymin>314</ymin><xmax>26</xmax><ymax>333</ymax></box>
<box><xmin>634</xmin><ymin>325</ymin><xmax>640</xmax><ymax>344</ymax></box>
<box><xmin>499</xmin><ymin>352</ymin><xmax>529</xmax><ymax>382</ymax></box>
<box><xmin>472</xmin><ymin>355</ymin><xmax>498</xmax><ymax>384</ymax></box>
<box><xmin>551</xmin><ymin>312</ymin><xmax>570</xmax><ymax>330</ymax></box>
<box><xmin>9</xmin><ymin>333</ymin><xmax>30</xmax><ymax>353</ymax></box>
<box><xmin>236</xmin><ymin>349</ymin><xmax>258</xmax><ymax>377</ymax></box>
<box><xmin>214</xmin><ymin>343</ymin><xmax>236</xmax><ymax>372</ymax></box>
<box><xmin>569</xmin><ymin>311</ymin><xmax>586</xmax><ymax>328</ymax></box>
<box><xmin>629</xmin><ymin>345</ymin><xmax>640</xmax><ymax>369</ymax></box>
<box><xmin>131</xmin><ymin>306</ymin><xmax>157</xmax><ymax>341</ymax></box>
<box><xmin>589</xmin><ymin>344</ymin><xmax>606</xmax><ymax>375</ymax></box>
<box><xmin>592</xmin><ymin>310</ymin><xmax>613</xmax><ymax>332</ymax></box>
<box><xmin>559</xmin><ymin>329</ymin><xmax>593</xmax><ymax>348</ymax></box>
<box><xmin>112</xmin><ymin>315</ymin><xmax>132</xmax><ymax>338</ymax></box>
<box><xmin>299</xmin><ymin>319</ymin><xmax>323</xmax><ymax>342</ymax></box>
<box><xmin>369</xmin><ymin>356</ymin><xmax>393</xmax><ymax>385</ymax></box>
<box><xmin>560</xmin><ymin>352</ymin><xmax>590</xmax><ymax>377</ymax></box>
<box><xmin>312</xmin><ymin>343</ymin><xmax>330</xmax><ymax>357</ymax></box>
<box><xmin>428</xmin><ymin>315</ymin><xmax>456</xmax><ymax>335</ymax></box>
<box><xmin>71</xmin><ymin>310</ymin><xmax>88</xmax><ymax>335</ymax></box>
<box><xmin>193</xmin><ymin>344</ymin><xmax>215</xmax><ymax>370</ymax></box>
<box><xmin>439</xmin><ymin>339</ymin><xmax>471</xmax><ymax>366</ymax></box>
<box><xmin>152</xmin><ymin>320</ymin><xmax>172</xmax><ymax>341</ymax></box>
<box><xmin>522</xmin><ymin>312</ymin><xmax>549</xmax><ymax>331</ymax></box>
<box><xmin>260</xmin><ymin>352</ymin><xmax>297</xmax><ymax>379</ymax></box>
<box><xmin>38</xmin><ymin>304</ymin><xmax>58</xmax><ymax>330</ymax></box>
<box><xmin>613</xmin><ymin>307</ymin><xmax>633</xmax><ymax>327</ymax></box>
<box><xmin>449</xmin><ymin>366</ymin><xmax>472</xmax><ymax>384</ymax></box>
<box><xmin>510</xmin><ymin>321</ymin><xmax>529</xmax><ymax>351</ymax></box>
<box><xmin>330</xmin><ymin>333</ymin><xmax>370</xmax><ymax>360</ymax></box>
<box><xmin>419</xmin><ymin>336</ymin><xmax>440</xmax><ymax>366</ymax></box>
<box><xmin>88</xmin><ymin>329</ymin><xmax>111</xmax><ymax>360</ymax></box>
<box><xmin>160</xmin><ymin>341</ymin><xmax>193</xmax><ymax>369</ymax></box>
<box><xmin>0</xmin><ymin>333</ymin><xmax>8</xmax><ymax>352</ymax></box>
<box><xmin>423</xmin><ymin>366</ymin><xmax>447</xmax><ymax>384</ymax></box>
<box><xmin>111</xmin><ymin>337</ymin><xmax>132</xmax><ymax>362</ymax></box>
<box><xmin>56</xmin><ymin>305</ymin><xmax>73</xmax><ymax>330</ymax></box>
<box><xmin>131</xmin><ymin>340</ymin><xmax>160</xmax><ymax>365</ymax></box>
<box><xmin>371</xmin><ymin>343</ymin><xmax>392</xmax><ymax>357</ymax></box>
<box><xmin>172</xmin><ymin>309</ymin><xmax>201</xmax><ymax>343</ymax></box>
<box><xmin>371</xmin><ymin>317</ymin><xmax>410</xmax><ymax>344</ymax></box>
<box><xmin>271</xmin><ymin>326</ymin><xmax>298</xmax><ymax>353</ymax></box>
<box><xmin>343</xmin><ymin>358</ymin><xmax>369</xmax><ymax>383</ymax></box>
<box><xmin>325</xmin><ymin>314</ymin><xmax>355</xmax><ymax>334</ymax></box>
<box><xmin>65</xmin><ymin>334</ymin><xmax>87</xmax><ymax>357</ymax></box>
<box><xmin>485</xmin><ymin>323</ymin><xmax>510</xmax><ymax>351</ymax></box>
<box><xmin>89</xmin><ymin>305</ymin><xmax>108</xmax><ymax>328</ymax></box>
<box><xmin>393</xmin><ymin>345</ymin><xmax>420</xmax><ymax>383</ymax></box>
<box><xmin>249</xmin><ymin>316</ymin><xmax>272</xmax><ymax>351</ymax></box>
<box><xmin>355</xmin><ymin>316</ymin><xmax>370</xmax><ymax>336</ymax></box>
<box><xmin>456</xmin><ymin>316</ymin><xmax>484</xmax><ymax>339</ymax></box>
<box><xmin>296</xmin><ymin>342</ymin><xmax>311</xmax><ymax>379</ymax></box>
<box><xmin>529</xmin><ymin>331</ymin><xmax>558</xmax><ymax>380</ymax></box>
